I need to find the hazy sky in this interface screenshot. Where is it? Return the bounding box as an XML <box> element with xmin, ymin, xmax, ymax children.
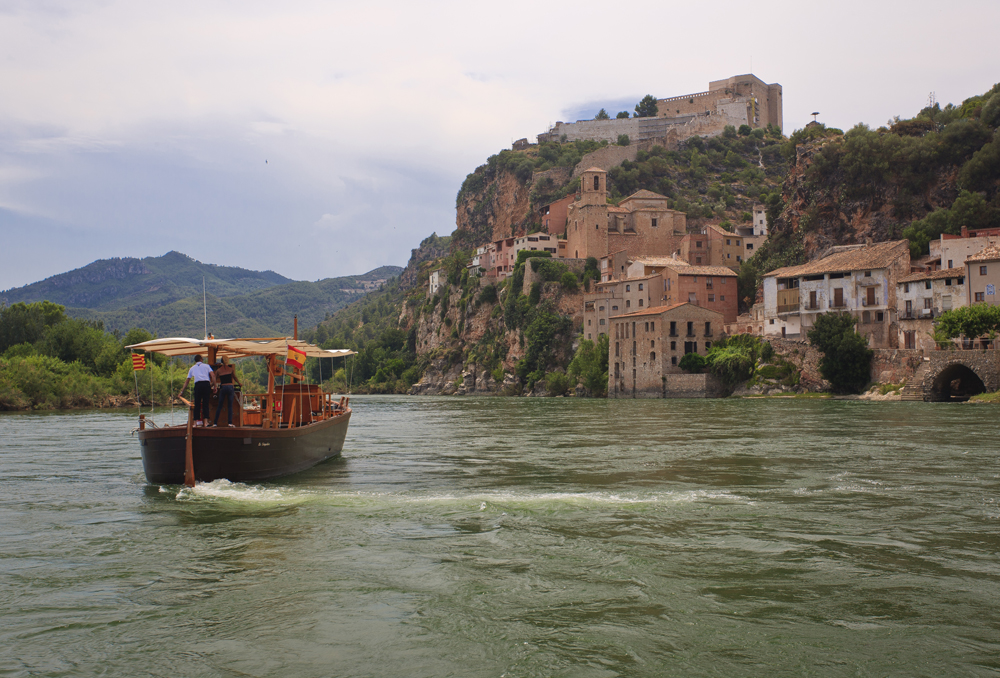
<box><xmin>1</xmin><ymin>0</ymin><xmax>997</xmax><ymax>290</ymax></box>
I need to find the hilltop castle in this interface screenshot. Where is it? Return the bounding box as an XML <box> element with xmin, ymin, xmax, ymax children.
<box><xmin>537</xmin><ymin>74</ymin><xmax>782</xmax><ymax>145</ymax></box>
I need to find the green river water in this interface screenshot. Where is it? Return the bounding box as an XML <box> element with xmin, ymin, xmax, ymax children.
<box><xmin>1</xmin><ymin>396</ymin><xmax>998</xmax><ymax>677</ymax></box>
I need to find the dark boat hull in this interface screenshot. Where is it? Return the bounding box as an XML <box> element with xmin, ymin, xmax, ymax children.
<box><xmin>137</xmin><ymin>409</ymin><xmax>351</xmax><ymax>484</ymax></box>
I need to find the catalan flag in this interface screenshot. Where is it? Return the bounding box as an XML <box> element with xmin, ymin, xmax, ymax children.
<box><xmin>131</xmin><ymin>353</ymin><xmax>146</xmax><ymax>371</ymax></box>
<box><xmin>285</xmin><ymin>344</ymin><xmax>306</xmax><ymax>369</ymax></box>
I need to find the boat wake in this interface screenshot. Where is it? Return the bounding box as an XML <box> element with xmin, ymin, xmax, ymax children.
<box><xmin>172</xmin><ymin>479</ymin><xmax>305</xmax><ymax>504</ymax></box>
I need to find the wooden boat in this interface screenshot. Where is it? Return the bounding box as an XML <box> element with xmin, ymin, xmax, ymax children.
<box><xmin>126</xmin><ymin>334</ymin><xmax>354</xmax><ymax>485</ymax></box>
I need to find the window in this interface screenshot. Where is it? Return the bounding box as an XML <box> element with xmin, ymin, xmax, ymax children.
<box><xmin>671</xmin><ymin>356</ymin><xmax>677</xmax><ymax>365</ymax></box>
<box><xmin>670</xmin><ymin>341</ymin><xmax>676</xmax><ymax>350</ymax></box>
<box><xmin>903</xmin><ymin>283</ymin><xmax>909</xmax><ymax>293</ymax></box>
<box><xmin>687</xmin><ymin>321</ymin><xmax>694</xmax><ymax>336</ymax></box>
<box><xmin>924</xmin><ymin>298</ymin><xmax>933</xmax><ymax>309</ymax></box>
<box><xmin>727</xmin><ymin>253</ymin><xmax>731</xmax><ymax>259</ymax></box>
<box><xmin>669</xmin><ymin>321</ymin><xmax>677</xmax><ymax>336</ymax></box>
<box><xmin>600</xmin><ymin>319</ymin><xmax>605</xmax><ymax>325</ymax></box>
<box><xmin>588</xmin><ymin>319</ymin><xmax>592</xmax><ymax>326</ymax></box>
<box><xmin>645</xmin><ymin>322</ymin><xmax>649</xmax><ymax>331</ymax></box>
<box><xmin>688</xmin><ymin>293</ymin><xmax>697</xmax><ymax>303</ymax></box>
<box><xmin>976</xmin><ymin>292</ymin><xmax>985</xmax><ymax>302</ymax></box>
<box><xmin>959</xmin><ymin>277</ymin><xmax>965</xmax><ymax>284</ymax></box>
<box><xmin>695</xmin><ymin>257</ymin><xmax>702</xmax><ymax>264</ymax></box>
<box><xmin>925</xmin><ymin>280</ymin><xmax>932</xmax><ymax>290</ymax></box>
<box><xmin>705</xmin><ymin>342</ymin><xmax>711</xmax><ymax>350</ymax></box>
<box><xmin>615</xmin><ymin>342</ymin><xmax>620</xmax><ymax>357</ymax></box>
<box><xmin>708</xmin><ymin>294</ymin><xmax>715</xmax><ymax>302</ymax></box>
<box><xmin>862</xmin><ymin>311</ymin><xmax>871</xmax><ymax>324</ymax></box>
<box><xmin>981</xmin><ymin>266</ymin><xmax>988</xmax><ymax>276</ymax></box>
<box><xmin>651</xmin><ymin>340</ymin><xmax>655</xmax><ymax>348</ymax></box>
<box><xmin>747</xmin><ymin>243</ymin><xmax>754</xmax><ymax>250</ymax></box>
<box><xmin>650</xmin><ymin>352</ymin><xmax>656</xmax><ymax>361</ymax></box>
<box><xmin>696</xmin><ymin>241</ymin><xmax>702</xmax><ymax>248</ymax></box>
<box><xmin>945</xmin><ymin>279</ymin><xmax>952</xmax><ymax>286</ymax></box>
<box><xmin>864</xmin><ymin>270</ymin><xmax>871</xmax><ymax>277</ymax></box>
<box><xmin>638</xmin><ymin>283</ymin><xmax>644</xmax><ymax>291</ymax></box>
<box><xmin>652</xmin><ymin>218</ymin><xmax>658</xmax><ymax>228</ymax></box>
<box><xmin>626</xmin><ymin>284</ymin><xmax>631</xmax><ymax>292</ymax></box>
<box><xmin>705</xmin><ymin>321</ymin><xmax>712</xmax><ymax>337</ymax></box>
<box><xmin>612</xmin><ymin>305</ymin><xmax>618</xmax><ymax>311</ymax></box>
<box><xmin>639</xmin><ymin>299</ymin><xmax>644</xmax><ymax>307</ymax></box>
<box><xmin>876</xmin><ymin>311</ymin><xmax>884</xmax><ymax>322</ymax></box>
<box><xmin>726</xmin><ymin>239</ymin><xmax>731</xmax><ymax>245</ymax></box>
<box><xmin>626</xmin><ymin>300</ymin><xmax>631</xmax><ymax>308</ymax></box>
<box><xmin>650</xmin><ymin>322</ymin><xmax>654</xmax><ymax>331</ymax></box>
<box><xmin>720</xmin><ymin>295</ymin><xmax>725</xmax><ymax>301</ymax></box>
<box><xmin>599</xmin><ymin>306</ymin><xmax>605</xmax><ymax>311</ymax></box>
<box><xmin>769</xmin><ymin>319</ymin><xmax>775</xmax><ymax>325</ymax></box>
<box><xmin>948</xmin><ymin>260</ymin><xmax>953</xmax><ymax>268</ymax></box>
<box><xmin>593</xmin><ymin>175</ymin><xmax>600</xmax><ymax>191</ymax></box>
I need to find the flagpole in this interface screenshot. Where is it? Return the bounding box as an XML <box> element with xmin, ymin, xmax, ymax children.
<box><xmin>203</xmin><ymin>277</ymin><xmax>208</xmax><ymax>340</ymax></box>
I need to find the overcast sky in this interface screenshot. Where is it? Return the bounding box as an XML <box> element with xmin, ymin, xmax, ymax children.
<box><xmin>1</xmin><ymin>0</ymin><xmax>998</xmax><ymax>290</ymax></box>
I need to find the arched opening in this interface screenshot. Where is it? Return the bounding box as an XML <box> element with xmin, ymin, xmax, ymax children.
<box><xmin>929</xmin><ymin>363</ymin><xmax>987</xmax><ymax>402</ymax></box>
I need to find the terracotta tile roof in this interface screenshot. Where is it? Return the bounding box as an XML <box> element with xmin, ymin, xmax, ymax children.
<box><xmin>631</xmin><ymin>256</ymin><xmax>690</xmax><ymax>267</ymax></box>
<box><xmin>967</xmin><ymin>244</ymin><xmax>1000</xmax><ymax>262</ymax></box>
<box><xmin>607</xmin><ymin>206</ymin><xmax>629</xmax><ymax>213</ymax></box>
<box><xmin>584</xmin><ymin>166</ymin><xmax>607</xmax><ymax>173</ymax></box>
<box><xmin>616</xmin><ymin>302</ymin><xmax>724</xmax><ymax>319</ymax></box>
<box><xmin>620</xmin><ymin>189</ymin><xmax>669</xmax><ymax>203</ymax></box>
<box><xmin>898</xmin><ymin>267</ymin><xmax>966</xmax><ymax>284</ymax></box>
<box><xmin>671</xmin><ymin>265</ymin><xmax>737</xmax><ymax>277</ymax></box>
<box><xmin>764</xmin><ymin>240</ymin><xmax>909</xmax><ymax>278</ymax></box>
<box><xmin>616</xmin><ymin>302</ymin><xmax>687</xmax><ymax>318</ymax></box>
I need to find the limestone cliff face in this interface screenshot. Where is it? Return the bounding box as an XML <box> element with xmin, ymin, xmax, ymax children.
<box><xmin>452</xmin><ymin>169</ymin><xmax>532</xmax><ymax>251</ymax></box>
<box><xmin>773</xmin><ymin>137</ymin><xmax>960</xmax><ymax>259</ymax></box>
<box><xmin>403</xmin><ymin>278</ymin><xmax>583</xmax><ymax>396</ymax></box>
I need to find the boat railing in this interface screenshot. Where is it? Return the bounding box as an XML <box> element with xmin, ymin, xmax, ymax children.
<box><xmin>241</xmin><ymin>390</ymin><xmax>349</xmax><ymax>428</ymax></box>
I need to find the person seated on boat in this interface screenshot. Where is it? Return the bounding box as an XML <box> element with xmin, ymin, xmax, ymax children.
<box><xmin>178</xmin><ymin>354</ymin><xmax>216</xmax><ymax>426</ymax></box>
<box><xmin>212</xmin><ymin>356</ymin><xmax>242</xmax><ymax>427</ymax></box>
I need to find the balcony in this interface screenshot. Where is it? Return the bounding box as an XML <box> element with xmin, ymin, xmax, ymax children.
<box><xmin>830</xmin><ymin>302</ymin><xmax>847</xmax><ymax>309</ymax></box>
<box><xmin>804</xmin><ymin>302</ymin><xmax>821</xmax><ymax>311</ymax></box>
<box><xmin>777</xmin><ymin>303</ymin><xmax>800</xmax><ymax>314</ymax></box>
<box><xmin>861</xmin><ymin>299</ymin><xmax>881</xmax><ymax>307</ymax></box>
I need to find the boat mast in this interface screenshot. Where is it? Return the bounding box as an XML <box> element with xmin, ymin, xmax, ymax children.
<box><xmin>203</xmin><ymin>277</ymin><xmax>208</xmax><ymax>340</ymax></box>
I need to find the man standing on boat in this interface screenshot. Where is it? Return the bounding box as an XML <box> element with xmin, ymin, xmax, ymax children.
<box><xmin>178</xmin><ymin>355</ymin><xmax>216</xmax><ymax>426</ymax></box>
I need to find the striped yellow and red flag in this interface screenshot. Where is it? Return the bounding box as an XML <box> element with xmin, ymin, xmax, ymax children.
<box><xmin>285</xmin><ymin>345</ymin><xmax>306</xmax><ymax>369</ymax></box>
<box><xmin>131</xmin><ymin>354</ymin><xmax>146</xmax><ymax>371</ymax></box>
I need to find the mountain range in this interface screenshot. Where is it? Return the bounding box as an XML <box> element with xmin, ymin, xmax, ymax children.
<box><xmin>0</xmin><ymin>251</ymin><xmax>402</xmax><ymax>338</ymax></box>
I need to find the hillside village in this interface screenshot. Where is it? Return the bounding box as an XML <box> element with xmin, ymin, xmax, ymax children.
<box><xmin>401</xmin><ymin>75</ymin><xmax>1000</xmax><ymax>401</ymax></box>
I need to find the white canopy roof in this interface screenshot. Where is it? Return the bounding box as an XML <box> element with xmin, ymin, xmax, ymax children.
<box><xmin>125</xmin><ymin>337</ymin><xmax>355</xmax><ymax>360</ymax></box>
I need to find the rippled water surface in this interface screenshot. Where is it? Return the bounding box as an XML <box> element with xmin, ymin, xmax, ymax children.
<box><xmin>1</xmin><ymin>397</ymin><xmax>999</xmax><ymax>677</ymax></box>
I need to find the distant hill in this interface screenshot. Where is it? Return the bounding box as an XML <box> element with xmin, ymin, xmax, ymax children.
<box><xmin>1</xmin><ymin>252</ymin><xmax>402</xmax><ymax>337</ymax></box>
<box><xmin>0</xmin><ymin>251</ymin><xmax>294</xmax><ymax>311</ymax></box>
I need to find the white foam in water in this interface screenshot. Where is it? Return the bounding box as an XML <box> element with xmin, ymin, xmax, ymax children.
<box><xmin>175</xmin><ymin>479</ymin><xmax>304</xmax><ymax>503</ymax></box>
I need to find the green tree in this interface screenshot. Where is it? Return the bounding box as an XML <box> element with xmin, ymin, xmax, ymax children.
<box><xmin>568</xmin><ymin>334</ymin><xmax>609</xmax><ymax>396</ymax></box>
<box><xmin>595</xmin><ymin>108</ymin><xmax>610</xmax><ymax>120</ymax></box>
<box><xmin>678</xmin><ymin>352</ymin><xmax>706</xmax><ymax>372</ymax></box>
<box><xmin>634</xmin><ymin>95</ymin><xmax>658</xmax><ymax>118</ymax></box>
<box><xmin>0</xmin><ymin>301</ymin><xmax>67</xmax><ymax>353</ymax></box>
<box><xmin>807</xmin><ymin>313</ymin><xmax>872</xmax><ymax>393</ymax></box>
<box><xmin>616</xmin><ymin>111</ymin><xmax>630</xmax><ymax>119</ymax></box>
<box><xmin>617</xmin><ymin>134</ymin><xmax>630</xmax><ymax>147</ymax></box>
<box><xmin>933</xmin><ymin>304</ymin><xmax>1000</xmax><ymax>345</ymax></box>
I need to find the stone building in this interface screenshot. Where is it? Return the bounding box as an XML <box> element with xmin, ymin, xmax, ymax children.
<box><xmin>583</xmin><ymin>273</ymin><xmax>663</xmax><ymax>342</ymax></box>
<box><xmin>564</xmin><ymin>168</ymin><xmax>687</xmax><ymax>261</ymax></box>
<box><xmin>609</xmin><ymin>303</ymin><xmax>725</xmax><ymax>398</ymax></box>
<box><xmin>679</xmin><ymin>224</ymin><xmax>766</xmax><ymax>270</ymax></box>
<box><xmin>428</xmin><ymin>268</ymin><xmax>445</xmax><ymax>296</ymax></box>
<box><xmin>931</xmin><ymin>226</ymin><xmax>1000</xmax><ymax>270</ymax></box>
<box><xmin>965</xmin><ymin>245</ymin><xmax>1000</xmax><ymax>307</ymax></box>
<box><xmin>896</xmin><ymin>268</ymin><xmax>966</xmax><ymax>350</ymax></box>
<box><xmin>538</xmin><ymin>74</ymin><xmax>782</xmax><ymax>145</ymax></box>
<box><xmin>624</xmin><ymin>258</ymin><xmax>738</xmax><ymax>324</ymax></box>
<box><xmin>761</xmin><ymin>240</ymin><xmax>911</xmax><ymax>347</ymax></box>
<box><xmin>537</xmin><ymin>195</ymin><xmax>575</xmax><ymax>236</ymax></box>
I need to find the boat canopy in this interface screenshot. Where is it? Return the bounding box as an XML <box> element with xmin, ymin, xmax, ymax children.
<box><xmin>125</xmin><ymin>337</ymin><xmax>356</xmax><ymax>360</ymax></box>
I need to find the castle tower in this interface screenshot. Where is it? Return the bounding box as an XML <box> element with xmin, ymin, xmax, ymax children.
<box><xmin>566</xmin><ymin>168</ymin><xmax>610</xmax><ymax>259</ymax></box>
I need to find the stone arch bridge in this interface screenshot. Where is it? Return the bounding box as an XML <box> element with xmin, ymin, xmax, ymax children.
<box><xmin>905</xmin><ymin>351</ymin><xmax>1000</xmax><ymax>401</ymax></box>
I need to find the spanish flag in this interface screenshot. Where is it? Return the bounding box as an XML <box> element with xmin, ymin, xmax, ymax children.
<box><xmin>131</xmin><ymin>353</ymin><xmax>146</xmax><ymax>371</ymax></box>
<box><xmin>285</xmin><ymin>344</ymin><xmax>306</xmax><ymax>369</ymax></box>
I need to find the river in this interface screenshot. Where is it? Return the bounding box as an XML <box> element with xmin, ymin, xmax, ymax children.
<box><xmin>1</xmin><ymin>396</ymin><xmax>998</xmax><ymax>677</ymax></box>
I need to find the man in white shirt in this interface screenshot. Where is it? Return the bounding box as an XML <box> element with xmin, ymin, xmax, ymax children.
<box><xmin>178</xmin><ymin>354</ymin><xmax>217</xmax><ymax>426</ymax></box>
